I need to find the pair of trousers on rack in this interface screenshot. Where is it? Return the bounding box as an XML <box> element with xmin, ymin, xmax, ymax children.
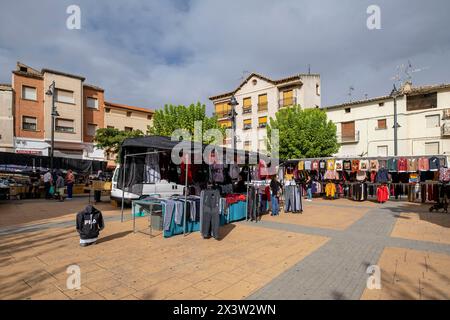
<box><xmin>284</xmin><ymin>185</ymin><xmax>302</xmax><ymax>213</ymax></box>
<box><xmin>200</xmin><ymin>190</ymin><xmax>221</xmax><ymax>239</ymax></box>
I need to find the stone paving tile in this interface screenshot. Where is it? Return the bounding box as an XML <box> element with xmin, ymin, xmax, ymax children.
<box><xmin>2</xmin><ymin>198</ymin><xmax>450</xmax><ymax>300</ymax></box>
<box><xmin>391</xmin><ymin>211</ymin><xmax>450</xmax><ymax>245</ymax></box>
<box><xmin>361</xmin><ymin>247</ymin><xmax>450</xmax><ymax>300</ymax></box>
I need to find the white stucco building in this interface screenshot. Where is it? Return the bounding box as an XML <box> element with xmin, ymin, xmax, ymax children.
<box><xmin>324</xmin><ymin>82</ymin><xmax>450</xmax><ymax>159</ymax></box>
<box><xmin>209</xmin><ymin>72</ymin><xmax>321</xmax><ymax>153</ymax></box>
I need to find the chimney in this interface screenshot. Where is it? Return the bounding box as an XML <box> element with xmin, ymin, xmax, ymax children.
<box><xmin>401</xmin><ymin>81</ymin><xmax>413</xmax><ymax>94</ymax></box>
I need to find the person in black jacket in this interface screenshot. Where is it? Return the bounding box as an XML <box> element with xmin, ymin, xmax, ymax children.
<box><xmin>76</xmin><ymin>205</ymin><xmax>105</xmax><ymax>247</ymax></box>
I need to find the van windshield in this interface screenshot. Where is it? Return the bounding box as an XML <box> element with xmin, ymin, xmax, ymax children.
<box><xmin>112</xmin><ymin>168</ymin><xmax>119</xmax><ymax>182</ymax></box>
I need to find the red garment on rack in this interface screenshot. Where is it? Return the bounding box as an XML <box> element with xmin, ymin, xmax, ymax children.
<box><xmin>180</xmin><ymin>159</ymin><xmax>193</xmax><ymax>185</ymax></box>
<box><xmin>398</xmin><ymin>158</ymin><xmax>408</xmax><ymax>172</ymax></box>
<box><xmin>370</xmin><ymin>171</ymin><xmax>377</xmax><ymax>183</ymax></box>
<box><xmin>377</xmin><ymin>185</ymin><xmax>389</xmax><ymax>203</ymax></box>
<box><xmin>225</xmin><ymin>194</ymin><xmax>246</xmax><ymax>205</ymax></box>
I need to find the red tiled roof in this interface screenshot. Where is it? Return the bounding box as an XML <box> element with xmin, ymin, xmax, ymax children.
<box><xmin>105</xmin><ymin>101</ymin><xmax>154</xmax><ymax>114</ymax></box>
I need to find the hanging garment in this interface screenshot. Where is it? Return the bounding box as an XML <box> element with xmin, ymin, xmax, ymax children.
<box><xmin>376</xmin><ymin>168</ymin><xmax>389</xmax><ymax>183</ymax></box>
<box><xmin>370</xmin><ymin>160</ymin><xmax>379</xmax><ymax>172</ymax></box>
<box><xmin>439</xmin><ymin>168</ymin><xmax>450</xmax><ymax>182</ymax></box>
<box><xmin>378</xmin><ymin>160</ymin><xmax>387</xmax><ymax>170</ymax></box>
<box><xmin>359</xmin><ymin>160</ymin><xmax>369</xmax><ymax>171</ymax></box>
<box><xmin>324</xmin><ymin>170</ymin><xmax>338</xmax><ymax>180</ymax></box>
<box><xmin>200</xmin><ymin>189</ymin><xmax>221</xmax><ymax>239</ymax></box>
<box><xmin>370</xmin><ymin>171</ymin><xmax>377</xmax><ymax>183</ymax></box>
<box><xmin>353</xmin><ymin>183</ymin><xmax>367</xmax><ymax>201</ymax></box>
<box><xmin>418</xmin><ymin>157</ymin><xmax>430</xmax><ymax>171</ymax></box>
<box><xmin>144</xmin><ymin>153</ymin><xmax>161</xmax><ymax>183</ymax></box>
<box><xmin>356</xmin><ymin>171</ymin><xmax>367</xmax><ymax>182</ymax></box>
<box><xmin>211</xmin><ymin>163</ymin><xmax>224</xmax><ymax>183</ymax></box>
<box><xmin>377</xmin><ymin>185</ymin><xmax>389</xmax><ymax>203</ymax></box>
<box><xmin>284</xmin><ymin>185</ymin><xmax>302</xmax><ymax>213</ymax></box>
<box><xmin>319</xmin><ymin>160</ymin><xmax>326</xmax><ymax>170</ymax></box>
<box><xmin>229</xmin><ymin>164</ymin><xmax>240</xmax><ymax>180</ymax></box>
<box><xmin>326</xmin><ymin>159</ymin><xmax>335</xmax><ymax>170</ymax></box>
<box><xmin>429</xmin><ymin>156</ymin><xmax>440</xmax><ymax>171</ymax></box>
<box><xmin>398</xmin><ymin>158</ymin><xmax>408</xmax><ymax>172</ymax></box>
<box><xmin>407</xmin><ymin>158</ymin><xmax>418</xmax><ymax>172</ymax></box>
<box><xmin>387</xmin><ymin>158</ymin><xmax>398</xmax><ymax>172</ymax></box>
<box><xmin>298</xmin><ymin>161</ymin><xmax>305</xmax><ymax>171</ymax></box>
<box><xmin>305</xmin><ymin>160</ymin><xmax>312</xmax><ymax>171</ymax></box>
<box><xmin>409</xmin><ymin>173</ymin><xmax>419</xmax><ymax>183</ymax></box>
<box><xmin>343</xmin><ymin>160</ymin><xmax>352</xmax><ymax>171</ymax></box>
<box><xmin>312</xmin><ymin>160</ymin><xmax>320</xmax><ymax>171</ymax></box>
<box><xmin>325</xmin><ymin>183</ymin><xmax>336</xmax><ymax>198</ymax></box>
<box><xmin>351</xmin><ymin>160</ymin><xmax>360</xmax><ymax>172</ymax></box>
<box><xmin>335</xmin><ymin>160</ymin><xmax>343</xmax><ymax>171</ymax></box>
<box><xmin>284</xmin><ymin>164</ymin><xmax>295</xmax><ymax>181</ymax></box>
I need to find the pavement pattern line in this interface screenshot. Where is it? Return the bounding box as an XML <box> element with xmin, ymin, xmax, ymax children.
<box><xmin>247</xmin><ymin>202</ymin><xmax>450</xmax><ymax>300</ymax></box>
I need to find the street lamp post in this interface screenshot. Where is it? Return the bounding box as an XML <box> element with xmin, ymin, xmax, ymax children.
<box><xmin>228</xmin><ymin>95</ymin><xmax>239</xmax><ymax>151</ymax></box>
<box><xmin>390</xmin><ymin>84</ymin><xmax>400</xmax><ymax>156</ymax></box>
<box><xmin>46</xmin><ymin>81</ymin><xmax>59</xmax><ymax>172</ymax></box>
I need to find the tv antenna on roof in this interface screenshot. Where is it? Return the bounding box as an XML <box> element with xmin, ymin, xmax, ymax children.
<box><xmin>238</xmin><ymin>70</ymin><xmax>251</xmax><ymax>81</ymax></box>
<box><xmin>391</xmin><ymin>60</ymin><xmax>429</xmax><ymax>87</ymax></box>
<box><xmin>348</xmin><ymin>86</ymin><xmax>355</xmax><ymax>102</ymax></box>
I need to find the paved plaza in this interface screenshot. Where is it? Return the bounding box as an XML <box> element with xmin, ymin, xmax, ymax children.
<box><xmin>0</xmin><ymin>197</ymin><xmax>449</xmax><ymax>300</ymax></box>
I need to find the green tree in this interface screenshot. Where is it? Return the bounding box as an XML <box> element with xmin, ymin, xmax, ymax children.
<box><xmin>148</xmin><ymin>102</ymin><xmax>224</xmax><ymax>143</ymax></box>
<box><xmin>94</xmin><ymin>127</ymin><xmax>144</xmax><ymax>156</ymax></box>
<box><xmin>267</xmin><ymin>106</ymin><xmax>339</xmax><ymax>159</ymax></box>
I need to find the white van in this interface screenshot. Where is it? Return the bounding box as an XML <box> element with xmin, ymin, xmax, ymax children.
<box><xmin>110</xmin><ymin>165</ymin><xmax>185</xmax><ymax>205</ymax></box>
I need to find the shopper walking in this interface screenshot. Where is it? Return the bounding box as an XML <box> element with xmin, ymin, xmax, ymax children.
<box><xmin>43</xmin><ymin>170</ymin><xmax>53</xmax><ymax>199</ymax></box>
<box><xmin>66</xmin><ymin>169</ymin><xmax>74</xmax><ymax>200</ymax></box>
<box><xmin>270</xmin><ymin>175</ymin><xmax>282</xmax><ymax>216</ymax></box>
<box><xmin>306</xmin><ymin>177</ymin><xmax>313</xmax><ymax>202</ymax></box>
<box><xmin>55</xmin><ymin>172</ymin><xmax>65</xmax><ymax>201</ymax></box>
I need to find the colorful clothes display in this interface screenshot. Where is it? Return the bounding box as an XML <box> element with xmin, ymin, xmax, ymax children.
<box><xmin>326</xmin><ymin>159</ymin><xmax>335</xmax><ymax>170</ymax></box>
<box><xmin>419</xmin><ymin>157</ymin><xmax>430</xmax><ymax>171</ymax></box>
<box><xmin>398</xmin><ymin>158</ymin><xmax>408</xmax><ymax>172</ymax></box>
<box><xmin>359</xmin><ymin>160</ymin><xmax>369</xmax><ymax>171</ymax></box>
<box><xmin>351</xmin><ymin>160</ymin><xmax>360</xmax><ymax>172</ymax></box>
<box><xmin>335</xmin><ymin>160</ymin><xmax>343</xmax><ymax>171</ymax></box>
<box><xmin>370</xmin><ymin>160</ymin><xmax>379</xmax><ymax>171</ymax></box>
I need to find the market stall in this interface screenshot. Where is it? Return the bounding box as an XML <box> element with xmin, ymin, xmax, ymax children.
<box><xmin>278</xmin><ymin>155</ymin><xmax>449</xmax><ymax>204</ymax></box>
<box><xmin>118</xmin><ymin>135</ymin><xmax>277</xmax><ymax>238</ymax></box>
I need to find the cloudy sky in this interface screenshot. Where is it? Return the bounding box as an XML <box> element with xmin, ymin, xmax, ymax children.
<box><xmin>0</xmin><ymin>0</ymin><xmax>449</xmax><ymax>113</ymax></box>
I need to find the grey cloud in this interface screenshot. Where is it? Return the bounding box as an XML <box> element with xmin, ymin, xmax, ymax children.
<box><xmin>0</xmin><ymin>0</ymin><xmax>449</xmax><ymax>112</ymax></box>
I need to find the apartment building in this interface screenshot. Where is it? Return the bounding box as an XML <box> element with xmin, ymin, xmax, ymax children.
<box><xmin>104</xmin><ymin>101</ymin><xmax>153</xmax><ymax>133</ymax></box>
<box><xmin>209</xmin><ymin>72</ymin><xmax>321</xmax><ymax>152</ymax></box>
<box><xmin>324</xmin><ymin>82</ymin><xmax>450</xmax><ymax>159</ymax></box>
<box><xmin>0</xmin><ymin>84</ymin><xmax>14</xmax><ymax>152</ymax></box>
<box><xmin>8</xmin><ymin>62</ymin><xmax>154</xmax><ymax>161</ymax></box>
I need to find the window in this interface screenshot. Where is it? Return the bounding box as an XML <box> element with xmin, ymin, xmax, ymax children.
<box><xmin>105</xmin><ymin>108</ymin><xmax>111</xmax><ymax>113</ymax></box>
<box><xmin>252</xmin><ymin>79</ymin><xmax>257</xmax><ymax>85</ymax></box>
<box><xmin>87</xmin><ymin>124</ymin><xmax>97</xmax><ymax>136</ymax></box>
<box><xmin>281</xmin><ymin>90</ymin><xmax>294</xmax><ymax>107</ymax></box>
<box><xmin>147</xmin><ymin>114</ymin><xmax>152</xmax><ymax>120</ymax></box>
<box><xmin>20</xmin><ymin>66</ymin><xmax>28</xmax><ymax>72</ymax></box>
<box><xmin>316</xmin><ymin>84</ymin><xmax>320</xmax><ymax>96</ymax></box>
<box><xmin>22</xmin><ymin>116</ymin><xmax>37</xmax><ymax>131</ymax></box>
<box><xmin>407</xmin><ymin>92</ymin><xmax>437</xmax><ymax>111</ymax></box>
<box><xmin>107</xmin><ymin>125</ymin><xmax>115</xmax><ymax>129</ymax></box>
<box><xmin>87</xmin><ymin>97</ymin><xmax>98</xmax><ymax>109</ymax></box>
<box><xmin>22</xmin><ymin>86</ymin><xmax>37</xmax><ymax>101</ymax></box>
<box><xmin>425</xmin><ymin>142</ymin><xmax>439</xmax><ymax>155</ymax></box>
<box><xmin>258</xmin><ymin>94</ymin><xmax>268</xmax><ymax>112</ymax></box>
<box><xmin>258</xmin><ymin>139</ymin><xmax>266</xmax><ymax>151</ymax></box>
<box><xmin>379</xmin><ymin>102</ymin><xmax>385</xmax><ymax>107</ymax></box>
<box><xmin>426</xmin><ymin>115</ymin><xmax>440</xmax><ymax>128</ymax></box>
<box><xmin>341</xmin><ymin>121</ymin><xmax>355</xmax><ymax>142</ymax></box>
<box><xmin>124</xmin><ymin>126</ymin><xmax>133</xmax><ymax>132</ymax></box>
<box><xmin>243</xmin><ymin>97</ymin><xmax>252</xmax><ymax>114</ymax></box>
<box><xmin>258</xmin><ymin>116</ymin><xmax>267</xmax><ymax>128</ymax></box>
<box><xmin>377</xmin><ymin>145</ymin><xmax>388</xmax><ymax>157</ymax></box>
<box><xmin>55</xmin><ymin>89</ymin><xmax>75</xmax><ymax>104</ymax></box>
<box><xmin>243</xmin><ymin>119</ymin><xmax>252</xmax><ymax>130</ymax></box>
<box><xmin>55</xmin><ymin>119</ymin><xmax>75</xmax><ymax>133</ymax></box>
<box><xmin>219</xmin><ymin>119</ymin><xmax>232</xmax><ymax>129</ymax></box>
<box><xmin>215</xmin><ymin>102</ymin><xmax>231</xmax><ymax>118</ymax></box>
<box><xmin>377</xmin><ymin>119</ymin><xmax>387</xmax><ymax>130</ymax></box>
<box><xmin>126</xmin><ymin>111</ymin><xmax>132</xmax><ymax>117</ymax></box>
<box><xmin>345</xmin><ymin>108</ymin><xmax>351</xmax><ymax>113</ymax></box>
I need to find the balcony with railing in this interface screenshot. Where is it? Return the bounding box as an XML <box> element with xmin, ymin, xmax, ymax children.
<box><xmin>337</xmin><ymin>131</ymin><xmax>360</xmax><ymax>144</ymax></box>
<box><xmin>443</xmin><ymin>108</ymin><xmax>450</xmax><ymax>120</ymax></box>
<box><xmin>442</xmin><ymin>123</ymin><xmax>450</xmax><ymax>137</ymax></box>
<box><xmin>242</xmin><ymin>106</ymin><xmax>252</xmax><ymax>114</ymax></box>
<box><xmin>278</xmin><ymin>97</ymin><xmax>297</xmax><ymax>108</ymax></box>
<box><xmin>257</xmin><ymin>102</ymin><xmax>268</xmax><ymax>112</ymax></box>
